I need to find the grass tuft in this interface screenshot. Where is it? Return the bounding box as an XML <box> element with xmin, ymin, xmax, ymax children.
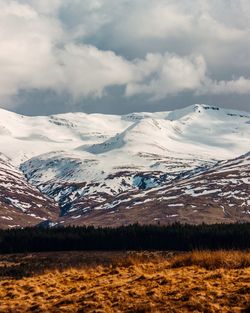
<box><xmin>170</xmin><ymin>250</ymin><xmax>250</xmax><ymax>269</ymax></box>
<box><xmin>0</xmin><ymin>251</ymin><xmax>249</xmax><ymax>312</ymax></box>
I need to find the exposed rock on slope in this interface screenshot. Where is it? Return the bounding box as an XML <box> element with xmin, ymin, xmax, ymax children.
<box><xmin>0</xmin><ymin>154</ymin><xmax>59</xmax><ymax>229</ymax></box>
<box><xmin>58</xmin><ymin>152</ymin><xmax>250</xmax><ymax>226</ymax></box>
<box><xmin>0</xmin><ymin>104</ymin><xmax>250</xmax><ymax>227</ymax></box>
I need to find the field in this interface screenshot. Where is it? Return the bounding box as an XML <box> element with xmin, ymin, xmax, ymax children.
<box><xmin>0</xmin><ymin>251</ymin><xmax>249</xmax><ymax>313</ymax></box>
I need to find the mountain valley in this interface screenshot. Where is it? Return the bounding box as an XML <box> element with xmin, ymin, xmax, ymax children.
<box><xmin>0</xmin><ymin>104</ymin><xmax>249</xmax><ymax>228</ymax></box>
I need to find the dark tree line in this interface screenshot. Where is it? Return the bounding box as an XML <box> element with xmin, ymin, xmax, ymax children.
<box><xmin>0</xmin><ymin>223</ymin><xmax>249</xmax><ymax>254</ymax></box>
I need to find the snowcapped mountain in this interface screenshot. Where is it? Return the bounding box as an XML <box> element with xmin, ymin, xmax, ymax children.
<box><xmin>0</xmin><ymin>154</ymin><xmax>59</xmax><ymax>229</ymax></box>
<box><xmin>0</xmin><ymin>104</ymin><xmax>249</xmax><ymax>227</ymax></box>
<box><xmin>80</xmin><ymin>152</ymin><xmax>250</xmax><ymax>227</ymax></box>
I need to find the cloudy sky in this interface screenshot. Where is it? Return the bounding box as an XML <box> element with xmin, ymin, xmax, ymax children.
<box><xmin>1</xmin><ymin>0</ymin><xmax>250</xmax><ymax>115</ymax></box>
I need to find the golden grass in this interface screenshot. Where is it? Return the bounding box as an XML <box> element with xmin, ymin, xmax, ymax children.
<box><xmin>0</xmin><ymin>251</ymin><xmax>249</xmax><ymax>313</ymax></box>
<box><xmin>170</xmin><ymin>250</ymin><xmax>250</xmax><ymax>270</ymax></box>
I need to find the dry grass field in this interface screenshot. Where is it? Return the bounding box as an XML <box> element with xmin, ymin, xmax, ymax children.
<box><xmin>0</xmin><ymin>251</ymin><xmax>249</xmax><ymax>313</ymax></box>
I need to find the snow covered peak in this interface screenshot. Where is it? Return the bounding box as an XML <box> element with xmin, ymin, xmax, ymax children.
<box><xmin>0</xmin><ymin>104</ymin><xmax>249</xmax><ymax>165</ymax></box>
<box><xmin>165</xmin><ymin>104</ymin><xmax>250</xmax><ymax>121</ymax></box>
<box><xmin>0</xmin><ymin>105</ymin><xmax>249</xmax><ymax>227</ymax></box>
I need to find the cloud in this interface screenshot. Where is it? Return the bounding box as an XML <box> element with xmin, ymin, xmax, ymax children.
<box><xmin>121</xmin><ymin>3</ymin><xmax>192</xmax><ymax>39</ymax></box>
<box><xmin>23</xmin><ymin>0</ymin><xmax>63</xmax><ymax>15</ymax></box>
<box><xmin>199</xmin><ymin>77</ymin><xmax>250</xmax><ymax>95</ymax></box>
<box><xmin>0</xmin><ymin>0</ymin><xmax>250</xmax><ymax>112</ymax></box>
<box><xmin>0</xmin><ymin>0</ymin><xmax>63</xmax><ymax>100</ymax></box>
<box><xmin>58</xmin><ymin>44</ymin><xmax>135</xmax><ymax>98</ymax></box>
<box><xmin>126</xmin><ymin>54</ymin><xmax>206</xmax><ymax>99</ymax></box>
<box><xmin>117</xmin><ymin>1</ymin><xmax>246</xmax><ymax>43</ymax></box>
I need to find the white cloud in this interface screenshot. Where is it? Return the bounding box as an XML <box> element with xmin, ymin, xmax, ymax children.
<box><xmin>23</xmin><ymin>0</ymin><xmax>63</xmax><ymax>15</ymax></box>
<box><xmin>116</xmin><ymin>0</ymin><xmax>247</xmax><ymax>42</ymax></box>
<box><xmin>126</xmin><ymin>54</ymin><xmax>207</xmax><ymax>99</ymax></box>
<box><xmin>195</xmin><ymin>14</ymin><xmax>246</xmax><ymax>42</ymax></box>
<box><xmin>0</xmin><ymin>0</ymin><xmax>250</xmax><ymax>109</ymax></box>
<box><xmin>199</xmin><ymin>77</ymin><xmax>250</xmax><ymax>95</ymax></box>
<box><xmin>0</xmin><ymin>0</ymin><xmax>63</xmax><ymax>100</ymax></box>
<box><xmin>58</xmin><ymin>44</ymin><xmax>135</xmax><ymax>98</ymax></box>
<box><xmin>121</xmin><ymin>3</ymin><xmax>192</xmax><ymax>39</ymax></box>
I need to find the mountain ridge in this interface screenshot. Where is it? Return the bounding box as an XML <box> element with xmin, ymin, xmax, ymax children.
<box><xmin>0</xmin><ymin>104</ymin><xmax>249</xmax><ymax>228</ymax></box>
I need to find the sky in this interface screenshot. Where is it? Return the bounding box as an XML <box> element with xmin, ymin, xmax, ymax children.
<box><xmin>0</xmin><ymin>0</ymin><xmax>250</xmax><ymax>115</ymax></box>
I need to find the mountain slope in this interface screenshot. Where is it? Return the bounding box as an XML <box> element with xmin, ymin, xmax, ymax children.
<box><xmin>1</xmin><ymin>104</ymin><xmax>250</xmax><ymax>165</ymax></box>
<box><xmin>0</xmin><ymin>104</ymin><xmax>250</xmax><ymax>227</ymax></box>
<box><xmin>63</xmin><ymin>152</ymin><xmax>250</xmax><ymax>226</ymax></box>
<box><xmin>0</xmin><ymin>154</ymin><xmax>59</xmax><ymax>229</ymax></box>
